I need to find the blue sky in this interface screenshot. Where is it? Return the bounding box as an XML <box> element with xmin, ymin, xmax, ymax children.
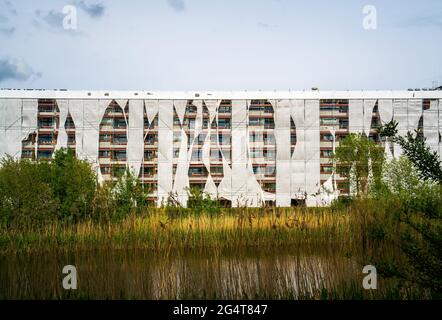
<box><xmin>0</xmin><ymin>0</ymin><xmax>441</xmax><ymax>91</ymax></box>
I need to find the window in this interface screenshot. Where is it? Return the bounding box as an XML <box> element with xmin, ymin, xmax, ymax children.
<box><xmin>144</xmin><ymin>150</ymin><xmax>157</xmax><ymax>160</ymax></box>
<box><xmin>321</xmin><ymin>149</ymin><xmax>333</xmax><ymax>157</ymax></box>
<box><xmin>99</xmin><ymin>134</ymin><xmax>111</xmax><ymax>142</ymax></box>
<box><xmin>100</xmin><ymin>166</ymin><xmax>111</xmax><ymax>175</ymax></box>
<box><xmin>189</xmin><ymin>167</ymin><xmax>205</xmax><ymax>176</ymax></box>
<box><xmin>264</xmin><ymin>118</ymin><xmax>274</xmax><ymax>129</ymax></box>
<box><xmin>210</xmin><ymin>166</ymin><xmax>223</xmax><ymax>175</ymax></box>
<box><xmin>321</xmin><ymin>134</ymin><xmax>334</xmax><ymax>141</ymax></box>
<box><xmin>113</xmin><ymin>134</ymin><xmax>127</xmax><ymax>144</ymax></box>
<box><xmin>264</xmin><ymin>133</ymin><xmax>275</xmax><ymax>145</ymax></box>
<box><xmin>339</xmin><ymin>119</ymin><xmax>349</xmax><ymax>129</ymax></box>
<box><xmin>250</xmin><ymin>148</ymin><xmax>263</xmax><ymax>159</ymax></box>
<box><xmin>219</xmin><ymin>133</ymin><xmax>230</xmax><ymax>145</ymax></box>
<box><xmin>37</xmin><ymin>150</ymin><xmax>52</xmax><ymax>159</ymax></box>
<box><xmin>218</xmin><ymin>119</ymin><xmax>230</xmax><ymax>129</ymax></box>
<box><xmin>145</xmin><ymin>134</ymin><xmax>157</xmax><ymax>145</ymax></box>
<box><xmin>321</xmin><ymin>166</ymin><xmax>333</xmax><ymax>173</ymax></box>
<box><xmin>249</xmin><ymin>118</ymin><xmax>262</xmax><ymax>126</ymax></box>
<box><xmin>320</xmin><ymin>118</ymin><xmax>338</xmax><ymax>126</ymax></box>
<box><xmin>38</xmin><ymin>135</ymin><xmax>53</xmax><ymax>145</ymax></box>
<box><xmin>114</xmin><ymin>119</ymin><xmax>126</xmax><ymax>128</ymax></box>
<box><xmin>113</xmin><ymin>150</ymin><xmax>126</xmax><ymax>160</ymax></box>
<box><xmin>263</xmin><ymin>149</ymin><xmax>275</xmax><ymax>161</ymax></box>
<box><xmin>99</xmin><ymin>150</ymin><xmax>111</xmax><ymax>158</ymax></box>
<box><xmin>218</xmin><ymin>105</ymin><xmax>231</xmax><ymax>113</ymax></box>
<box><xmin>191</xmin><ymin>149</ymin><xmax>202</xmax><ymax>161</ymax></box>
<box><xmin>38</xmin><ymin>118</ymin><xmax>54</xmax><ymax>128</ymax></box>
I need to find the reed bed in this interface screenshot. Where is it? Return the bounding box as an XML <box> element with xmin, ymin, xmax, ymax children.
<box><xmin>0</xmin><ymin>207</ymin><xmax>356</xmax><ymax>254</ymax></box>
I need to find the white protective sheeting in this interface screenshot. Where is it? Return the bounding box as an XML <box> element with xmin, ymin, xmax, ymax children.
<box><xmin>304</xmin><ymin>100</ymin><xmax>320</xmax><ymax>196</ymax></box>
<box><xmin>407</xmin><ymin>99</ymin><xmax>423</xmax><ymax>131</ymax></box>
<box><xmin>173</xmin><ymin>100</ymin><xmax>187</xmax><ymax>126</ymax></box>
<box><xmin>363</xmin><ymin>99</ymin><xmax>377</xmax><ymax>136</ymax></box>
<box><xmin>378</xmin><ymin>99</ymin><xmax>393</xmax><ymax>124</ymax></box>
<box><xmin>204</xmin><ymin>100</ymin><xmax>221</xmax><ymax>124</ymax></box>
<box><xmin>423</xmin><ymin>99</ymin><xmax>439</xmax><ymax>155</ymax></box>
<box><xmin>144</xmin><ymin>100</ymin><xmax>159</xmax><ymax>125</ymax></box>
<box><xmin>290</xmin><ymin>100</ymin><xmax>306</xmax><ymax>199</ymax></box>
<box><xmin>83</xmin><ymin>99</ymin><xmax>111</xmax><ymax>181</ymax></box>
<box><xmin>68</xmin><ymin>100</ymin><xmax>85</xmax><ymax>158</ymax></box>
<box><xmin>157</xmin><ymin>100</ymin><xmax>174</xmax><ymax>206</ymax></box>
<box><xmin>392</xmin><ymin>99</ymin><xmax>408</xmax><ymax>157</ymax></box>
<box><xmin>202</xmin><ymin>100</ymin><xmax>222</xmax><ymax>199</ymax></box>
<box><xmin>128</xmin><ymin>100</ymin><xmax>145</xmax><ymax>177</ymax></box>
<box><xmin>204</xmin><ymin>174</ymin><xmax>218</xmax><ymax>197</ymax></box>
<box><xmin>172</xmin><ymin>127</ymin><xmax>189</xmax><ymax>205</ymax></box>
<box><xmin>231</xmin><ymin>99</ymin><xmax>249</xmax><ymax>207</ymax></box>
<box><xmin>349</xmin><ymin>100</ymin><xmax>364</xmax><ymax>133</ymax></box>
<box><xmin>21</xmin><ymin>99</ymin><xmax>38</xmax><ymax>152</ymax></box>
<box><xmin>55</xmin><ymin>100</ymin><xmax>69</xmax><ymax>150</ymax></box>
<box><xmin>0</xmin><ymin>99</ymin><xmax>22</xmax><ymax>159</ymax></box>
<box><xmin>275</xmin><ymin>99</ymin><xmax>291</xmax><ymax>206</ymax></box>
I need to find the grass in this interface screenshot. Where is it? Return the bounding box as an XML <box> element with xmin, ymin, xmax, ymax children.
<box><xmin>0</xmin><ymin>207</ymin><xmax>355</xmax><ymax>254</ymax></box>
<box><xmin>0</xmin><ymin>205</ymin><xmax>430</xmax><ymax>299</ymax></box>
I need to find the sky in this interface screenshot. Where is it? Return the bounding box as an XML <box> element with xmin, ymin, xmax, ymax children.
<box><xmin>0</xmin><ymin>0</ymin><xmax>442</xmax><ymax>91</ymax></box>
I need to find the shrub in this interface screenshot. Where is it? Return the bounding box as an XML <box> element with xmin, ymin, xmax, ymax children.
<box><xmin>0</xmin><ymin>156</ymin><xmax>59</xmax><ymax>229</ymax></box>
<box><xmin>50</xmin><ymin>149</ymin><xmax>96</xmax><ymax>223</ymax></box>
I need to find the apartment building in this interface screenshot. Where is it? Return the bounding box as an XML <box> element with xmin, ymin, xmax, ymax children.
<box><xmin>1</xmin><ymin>89</ymin><xmax>441</xmax><ymax>207</ymax></box>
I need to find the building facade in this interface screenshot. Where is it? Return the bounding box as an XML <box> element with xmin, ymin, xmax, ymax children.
<box><xmin>1</xmin><ymin>89</ymin><xmax>441</xmax><ymax>207</ymax></box>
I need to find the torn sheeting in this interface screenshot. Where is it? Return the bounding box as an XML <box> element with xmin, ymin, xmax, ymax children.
<box><xmin>378</xmin><ymin>99</ymin><xmax>393</xmax><ymax>124</ymax></box>
<box><xmin>290</xmin><ymin>100</ymin><xmax>306</xmax><ymax>198</ymax></box>
<box><xmin>157</xmin><ymin>100</ymin><xmax>174</xmax><ymax>206</ymax></box>
<box><xmin>363</xmin><ymin>99</ymin><xmax>377</xmax><ymax>136</ymax></box>
<box><xmin>392</xmin><ymin>99</ymin><xmax>408</xmax><ymax>157</ymax></box>
<box><xmin>55</xmin><ymin>100</ymin><xmax>69</xmax><ymax>151</ymax></box>
<box><xmin>349</xmin><ymin>100</ymin><xmax>363</xmax><ymax>133</ymax></box>
<box><xmin>423</xmin><ymin>99</ymin><xmax>439</xmax><ymax>155</ymax></box>
<box><xmin>21</xmin><ymin>99</ymin><xmax>38</xmax><ymax>157</ymax></box>
<box><xmin>127</xmin><ymin>100</ymin><xmax>145</xmax><ymax>177</ymax></box>
<box><xmin>173</xmin><ymin>100</ymin><xmax>187</xmax><ymax>126</ymax></box>
<box><xmin>275</xmin><ymin>99</ymin><xmax>291</xmax><ymax>206</ymax></box>
<box><xmin>0</xmin><ymin>99</ymin><xmax>22</xmax><ymax>159</ymax></box>
<box><xmin>144</xmin><ymin>100</ymin><xmax>159</xmax><ymax>125</ymax></box>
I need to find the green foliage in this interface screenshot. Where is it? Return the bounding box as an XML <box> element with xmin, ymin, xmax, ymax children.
<box><xmin>369</xmin><ymin>156</ymin><xmax>442</xmax><ymax>297</ymax></box>
<box><xmin>379</xmin><ymin>120</ymin><xmax>442</xmax><ymax>183</ymax></box>
<box><xmin>51</xmin><ymin>148</ymin><xmax>96</xmax><ymax>222</ymax></box>
<box><xmin>0</xmin><ymin>156</ymin><xmax>58</xmax><ymax>229</ymax></box>
<box><xmin>333</xmin><ymin>133</ymin><xmax>385</xmax><ymax>196</ymax></box>
<box><xmin>186</xmin><ymin>187</ymin><xmax>221</xmax><ymax>216</ymax></box>
<box><xmin>112</xmin><ymin>168</ymin><xmax>149</xmax><ymax>219</ymax></box>
<box><xmin>164</xmin><ymin>187</ymin><xmax>221</xmax><ymax>218</ymax></box>
<box><xmin>0</xmin><ymin>149</ymin><xmax>151</xmax><ymax>227</ymax></box>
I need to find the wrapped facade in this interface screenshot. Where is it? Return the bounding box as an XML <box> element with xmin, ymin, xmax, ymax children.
<box><xmin>0</xmin><ymin>89</ymin><xmax>441</xmax><ymax>207</ymax></box>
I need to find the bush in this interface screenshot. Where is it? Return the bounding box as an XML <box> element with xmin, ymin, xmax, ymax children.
<box><xmin>187</xmin><ymin>187</ymin><xmax>221</xmax><ymax>217</ymax></box>
<box><xmin>369</xmin><ymin>156</ymin><xmax>442</xmax><ymax>297</ymax></box>
<box><xmin>50</xmin><ymin>149</ymin><xmax>96</xmax><ymax>223</ymax></box>
<box><xmin>0</xmin><ymin>157</ymin><xmax>59</xmax><ymax>229</ymax></box>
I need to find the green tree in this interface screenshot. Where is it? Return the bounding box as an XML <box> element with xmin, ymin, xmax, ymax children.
<box><xmin>0</xmin><ymin>157</ymin><xmax>59</xmax><ymax>229</ymax></box>
<box><xmin>374</xmin><ymin>157</ymin><xmax>442</xmax><ymax>296</ymax></box>
<box><xmin>186</xmin><ymin>187</ymin><xmax>221</xmax><ymax>216</ymax></box>
<box><xmin>379</xmin><ymin>120</ymin><xmax>442</xmax><ymax>183</ymax></box>
<box><xmin>50</xmin><ymin>148</ymin><xmax>96</xmax><ymax>222</ymax></box>
<box><xmin>333</xmin><ymin>133</ymin><xmax>385</xmax><ymax>196</ymax></box>
<box><xmin>112</xmin><ymin>168</ymin><xmax>149</xmax><ymax>219</ymax></box>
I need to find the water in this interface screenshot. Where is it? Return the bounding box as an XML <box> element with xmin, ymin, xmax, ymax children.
<box><xmin>0</xmin><ymin>247</ymin><xmax>370</xmax><ymax>299</ymax></box>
